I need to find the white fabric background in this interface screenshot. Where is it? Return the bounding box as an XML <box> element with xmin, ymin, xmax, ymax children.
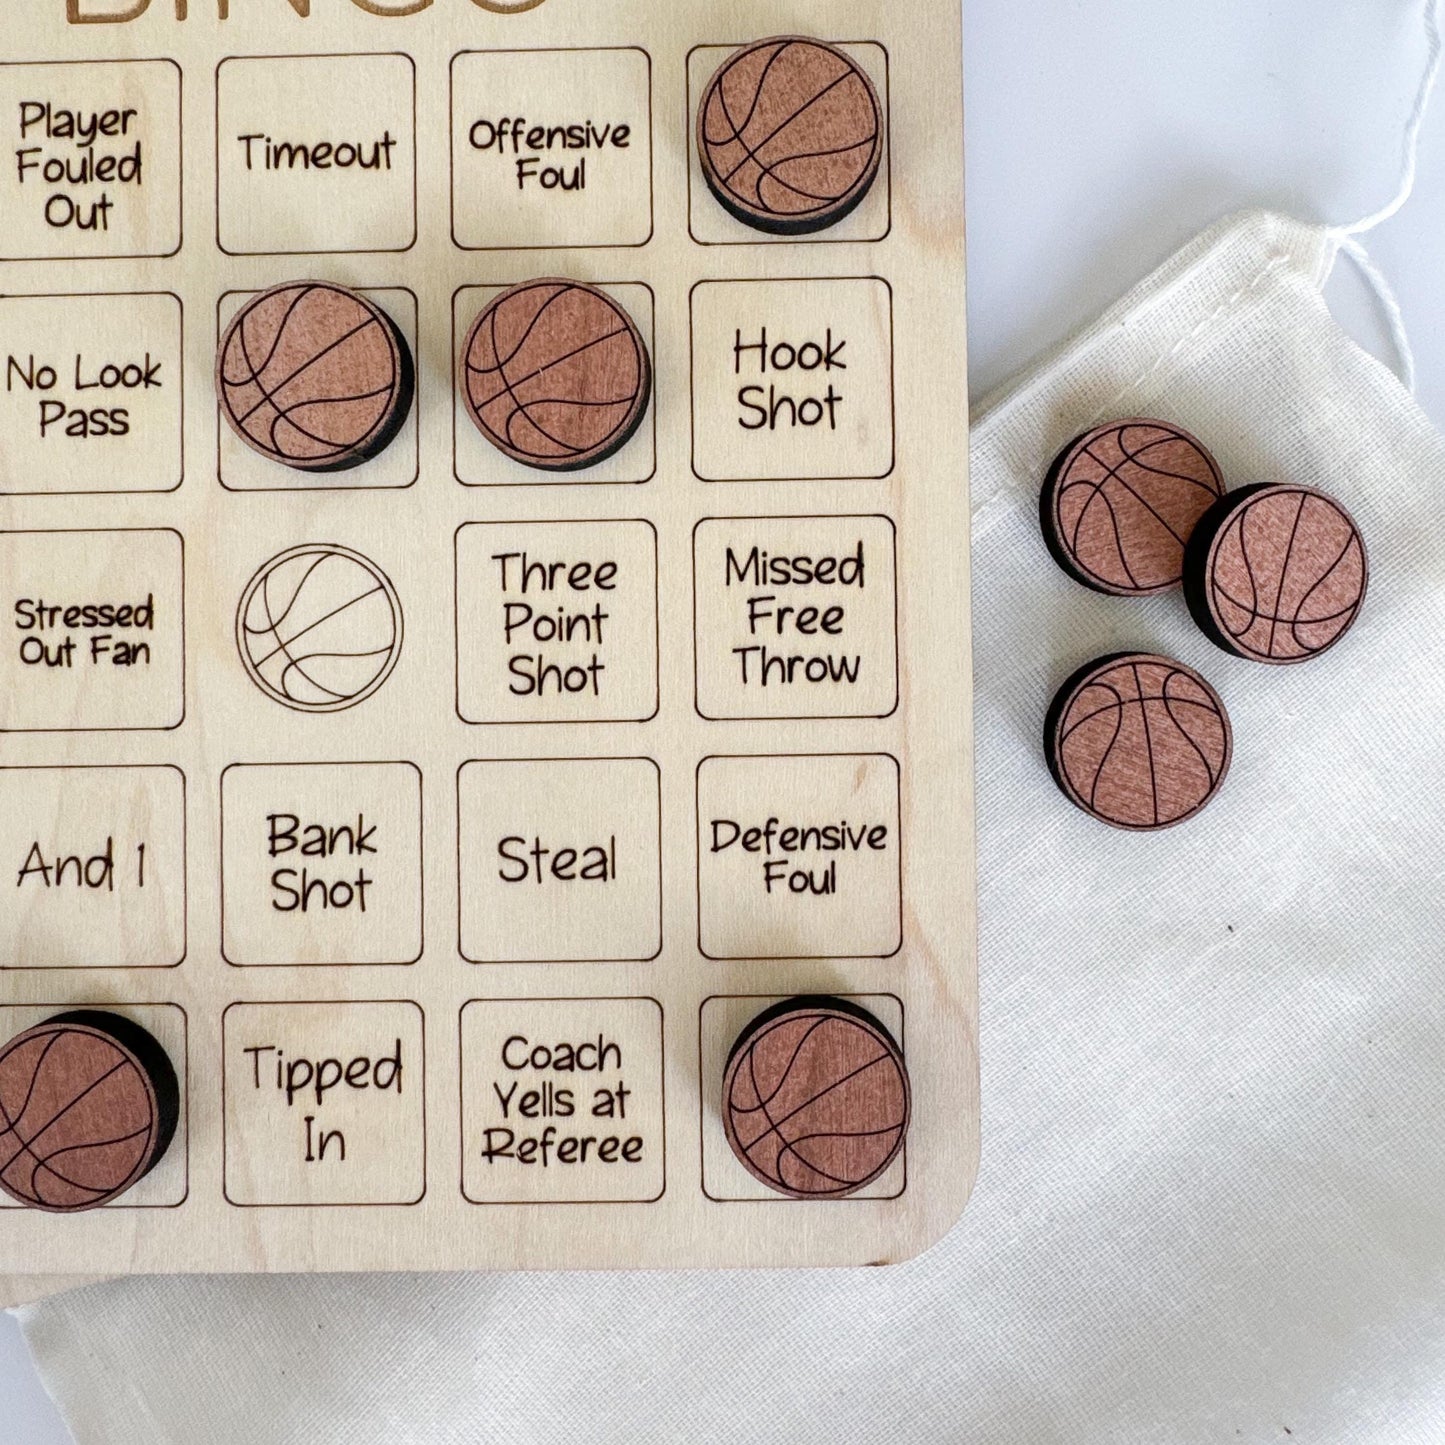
<box><xmin>6</xmin><ymin>3</ymin><xmax>1445</xmax><ymax>1441</ymax></box>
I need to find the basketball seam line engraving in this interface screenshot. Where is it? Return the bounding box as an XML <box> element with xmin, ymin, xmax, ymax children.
<box><xmin>231</xmin><ymin>313</ymin><xmax>386</xmax><ymax>438</ymax></box>
<box><xmin>715</xmin><ymin>69</ymin><xmax>878</xmax><ymax>213</ymax></box>
<box><xmin>737</xmin><ymin>1051</ymin><xmax>894</xmax><ymax>1149</ymax></box>
<box><xmin>719</xmin><ymin>68</ymin><xmax>859</xmax><ymax>187</ymax></box>
<box><xmin>773</xmin><ymin>1124</ymin><xmax>905</xmax><ymax>1189</ymax></box>
<box><xmin>0</xmin><ymin>1057</ymin><xmax>132</xmax><ymax>1186</ymax></box>
<box><xmin>250</xmin><ymin>582</ymin><xmax>385</xmax><ymax>670</ymax></box>
<box><xmin>1132</xmin><ymin>662</ymin><xmax>1161</xmax><ymax>826</ymax></box>
<box><xmin>263</xmin><ymin>382</ymin><xmax>396</xmax><ymax>456</ymax></box>
<box><xmin>478</xmin><ymin>297</ymin><xmax>638</xmax><ymax>458</ymax></box>
<box><xmin>708</xmin><ymin>44</ymin><xmax>878</xmax><ymax>215</ymax></box>
<box><xmin>28</xmin><ymin>1123</ymin><xmax>153</xmax><ymax>1198</ymax></box>
<box><xmin>731</xmin><ymin>1018</ymin><xmax>831</xmax><ymax>1113</ymax></box>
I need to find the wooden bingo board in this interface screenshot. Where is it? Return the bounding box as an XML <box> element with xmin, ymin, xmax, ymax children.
<box><xmin>0</xmin><ymin>0</ymin><xmax>974</xmax><ymax>1281</ymax></box>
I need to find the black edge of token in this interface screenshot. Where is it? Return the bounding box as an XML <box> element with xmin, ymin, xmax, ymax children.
<box><xmin>46</xmin><ymin>1009</ymin><xmax>181</xmax><ymax>1174</ymax></box>
<box><xmin>1042</xmin><ymin>651</ymin><xmax>1134</xmax><ymax>805</ymax></box>
<box><xmin>1038</xmin><ymin>431</ymin><xmax>1122</xmax><ymax>595</ymax></box>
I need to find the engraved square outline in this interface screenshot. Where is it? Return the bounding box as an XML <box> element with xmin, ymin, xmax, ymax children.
<box><xmin>213</xmin><ymin>52</ymin><xmax>418</xmax><ymax>257</ymax></box>
<box><xmin>451</xmin><ymin>280</ymin><xmax>658</xmax><ymax>489</ymax></box>
<box><xmin>215</xmin><ymin>284</ymin><xmax>421</xmax><ymax>493</ymax></box>
<box><xmin>448</xmin><ymin>46</ymin><xmax>655</xmax><ymax>252</ymax></box>
<box><xmin>220</xmin><ymin>998</ymin><xmax>428</xmax><ymax>1209</ymax></box>
<box><xmin>0</xmin><ymin>290</ymin><xmax>184</xmax><ymax>497</ymax></box>
<box><xmin>687</xmin><ymin>275</ymin><xmax>897</xmax><ymax>483</ymax></box>
<box><xmin>0</xmin><ymin>1000</ymin><xmax>191</xmax><ymax>1211</ymax></box>
<box><xmin>0</xmin><ymin>763</ymin><xmax>187</xmax><ymax>971</ymax></box>
<box><xmin>0</xmin><ymin>57</ymin><xmax>183</xmax><ymax>263</ymax></box>
<box><xmin>694</xmin><ymin>751</ymin><xmax>904</xmax><ymax>960</ymax></box>
<box><xmin>0</xmin><ymin>527</ymin><xmax>186</xmax><ymax>734</ymax></box>
<box><xmin>697</xmin><ymin>992</ymin><xmax>906</xmax><ymax>1203</ymax></box>
<box><xmin>684</xmin><ymin>40</ymin><xmax>892</xmax><ymax>248</ymax></box>
<box><xmin>452</xmin><ymin>517</ymin><xmax>661</xmax><ymax>725</ymax></box>
<box><xmin>690</xmin><ymin>513</ymin><xmax>900</xmax><ymax>721</ymax></box>
<box><xmin>457</xmin><ymin>995</ymin><xmax>666</xmax><ymax>1206</ymax></box>
<box><xmin>219</xmin><ymin>760</ymin><xmax>425</xmax><ymax>969</ymax></box>
<box><xmin>454</xmin><ymin>755</ymin><xmax>663</xmax><ymax>965</ymax></box>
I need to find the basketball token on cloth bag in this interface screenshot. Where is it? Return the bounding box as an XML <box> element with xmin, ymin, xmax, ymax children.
<box><xmin>459</xmin><ymin>279</ymin><xmax>651</xmax><ymax>472</ymax></box>
<box><xmin>1183</xmin><ymin>483</ymin><xmax>1368</xmax><ymax>664</ymax></box>
<box><xmin>697</xmin><ymin>36</ymin><xmax>884</xmax><ymax>235</ymax></box>
<box><xmin>0</xmin><ymin>1011</ymin><xmax>179</xmax><ymax>1213</ymax></box>
<box><xmin>1041</xmin><ymin>418</ymin><xmax>1226</xmax><ymax>596</ymax></box>
<box><xmin>722</xmin><ymin>997</ymin><xmax>910</xmax><ymax>1199</ymax></box>
<box><xmin>1045</xmin><ymin>652</ymin><xmax>1233</xmax><ymax>831</ymax></box>
<box><xmin>217</xmin><ymin>280</ymin><xmax>414</xmax><ymax>472</ymax></box>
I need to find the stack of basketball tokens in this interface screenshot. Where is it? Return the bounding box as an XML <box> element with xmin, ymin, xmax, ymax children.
<box><xmin>0</xmin><ymin>1011</ymin><xmax>179</xmax><ymax>1213</ymax></box>
<box><xmin>1040</xmin><ymin>419</ymin><xmax>1369</xmax><ymax>830</ymax></box>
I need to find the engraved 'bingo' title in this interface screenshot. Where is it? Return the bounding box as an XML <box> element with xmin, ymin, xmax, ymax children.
<box><xmin>68</xmin><ymin>0</ymin><xmax>538</xmax><ymax>22</ymax></box>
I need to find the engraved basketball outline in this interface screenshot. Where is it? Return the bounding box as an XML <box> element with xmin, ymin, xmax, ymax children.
<box><xmin>1040</xmin><ymin>418</ymin><xmax>1226</xmax><ymax>596</ymax></box>
<box><xmin>1184</xmin><ymin>483</ymin><xmax>1369</xmax><ymax>665</ymax></box>
<box><xmin>459</xmin><ymin>278</ymin><xmax>653</xmax><ymax>472</ymax></box>
<box><xmin>696</xmin><ymin>35</ymin><xmax>885</xmax><ymax>236</ymax></box>
<box><xmin>1044</xmin><ymin>652</ymin><xmax>1234</xmax><ymax>831</ymax></box>
<box><xmin>721</xmin><ymin>997</ymin><xmax>911</xmax><ymax>1199</ymax></box>
<box><xmin>0</xmin><ymin>1012</ymin><xmax>179</xmax><ymax>1214</ymax></box>
<box><xmin>235</xmin><ymin>543</ymin><xmax>405</xmax><ymax>714</ymax></box>
<box><xmin>216</xmin><ymin>281</ymin><xmax>414</xmax><ymax>473</ymax></box>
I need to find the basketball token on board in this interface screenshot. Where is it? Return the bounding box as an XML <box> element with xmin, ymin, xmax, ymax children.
<box><xmin>236</xmin><ymin>543</ymin><xmax>404</xmax><ymax>713</ymax></box>
<box><xmin>1041</xmin><ymin>419</ymin><xmax>1226</xmax><ymax>596</ymax></box>
<box><xmin>1045</xmin><ymin>652</ymin><xmax>1233</xmax><ymax>831</ymax></box>
<box><xmin>1183</xmin><ymin>484</ymin><xmax>1369</xmax><ymax>664</ymax></box>
<box><xmin>459</xmin><ymin>279</ymin><xmax>652</xmax><ymax>472</ymax></box>
<box><xmin>0</xmin><ymin>1012</ymin><xmax>179</xmax><ymax>1214</ymax></box>
<box><xmin>696</xmin><ymin>36</ymin><xmax>884</xmax><ymax>235</ymax></box>
<box><xmin>217</xmin><ymin>281</ymin><xmax>414</xmax><ymax>473</ymax></box>
<box><xmin>722</xmin><ymin>997</ymin><xmax>911</xmax><ymax>1199</ymax></box>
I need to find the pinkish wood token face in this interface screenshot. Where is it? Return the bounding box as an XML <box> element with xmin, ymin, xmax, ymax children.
<box><xmin>1041</xmin><ymin>418</ymin><xmax>1226</xmax><ymax>596</ymax></box>
<box><xmin>217</xmin><ymin>281</ymin><xmax>413</xmax><ymax>472</ymax></box>
<box><xmin>0</xmin><ymin>1011</ymin><xmax>179</xmax><ymax>1213</ymax></box>
<box><xmin>459</xmin><ymin>279</ymin><xmax>651</xmax><ymax>472</ymax></box>
<box><xmin>722</xmin><ymin>998</ymin><xmax>910</xmax><ymax>1199</ymax></box>
<box><xmin>1046</xmin><ymin>653</ymin><xmax>1233</xmax><ymax>831</ymax></box>
<box><xmin>697</xmin><ymin>36</ymin><xmax>884</xmax><ymax>235</ymax></box>
<box><xmin>1184</xmin><ymin>483</ymin><xmax>1368</xmax><ymax>664</ymax></box>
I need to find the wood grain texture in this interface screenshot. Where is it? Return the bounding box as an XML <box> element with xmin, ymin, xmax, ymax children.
<box><xmin>0</xmin><ymin>0</ymin><xmax>974</xmax><ymax>1282</ymax></box>
<box><xmin>217</xmin><ymin>281</ymin><xmax>413</xmax><ymax>472</ymax></box>
<box><xmin>1046</xmin><ymin>653</ymin><xmax>1233</xmax><ymax>831</ymax></box>
<box><xmin>1041</xmin><ymin>418</ymin><xmax>1225</xmax><ymax>596</ymax></box>
<box><xmin>459</xmin><ymin>278</ymin><xmax>651</xmax><ymax>471</ymax></box>
<box><xmin>1184</xmin><ymin>483</ymin><xmax>1368</xmax><ymax>663</ymax></box>
<box><xmin>697</xmin><ymin>36</ymin><xmax>884</xmax><ymax>235</ymax></box>
<box><xmin>723</xmin><ymin>998</ymin><xmax>910</xmax><ymax>1199</ymax></box>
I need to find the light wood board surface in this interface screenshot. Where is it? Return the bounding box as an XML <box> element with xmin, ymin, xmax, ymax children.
<box><xmin>0</xmin><ymin>0</ymin><xmax>974</xmax><ymax>1278</ymax></box>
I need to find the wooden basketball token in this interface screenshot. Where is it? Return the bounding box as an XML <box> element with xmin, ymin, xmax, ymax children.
<box><xmin>697</xmin><ymin>36</ymin><xmax>884</xmax><ymax>235</ymax></box>
<box><xmin>0</xmin><ymin>1011</ymin><xmax>179</xmax><ymax>1214</ymax></box>
<box><xmin>459</xmin><ymin>279</ymin><xmax>652</xmax><ymax>472</ymax></box>
<box><xmin>217</xmin><ymin>280</ymin><xmax>414</xmax><ymax>472</ymax></box>
<box><xmin>1184</xmin><ymin>483</ymin><xmax>1369</xmax><ymax>664</ymax></box>
<box><xmin>1045</xmin><ymin>653</ymin><xmax>1233</xmax><ymax>831</ymax></box>
<box><xmin>722</xmin><ymin>997</ymin><xmax>910</xmax><ymax>1199</ymax></box>
<box><xmin>1041</xmin><ymin>418</ymin><xmax>1226</xmax><ymax>596</ymax></box>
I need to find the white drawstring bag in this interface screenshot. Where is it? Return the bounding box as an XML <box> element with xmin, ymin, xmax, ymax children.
<box><xmin>12</xmin><ymin>206</ymin><xmax>1445</xmax><ymax>1445</ymax></box>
